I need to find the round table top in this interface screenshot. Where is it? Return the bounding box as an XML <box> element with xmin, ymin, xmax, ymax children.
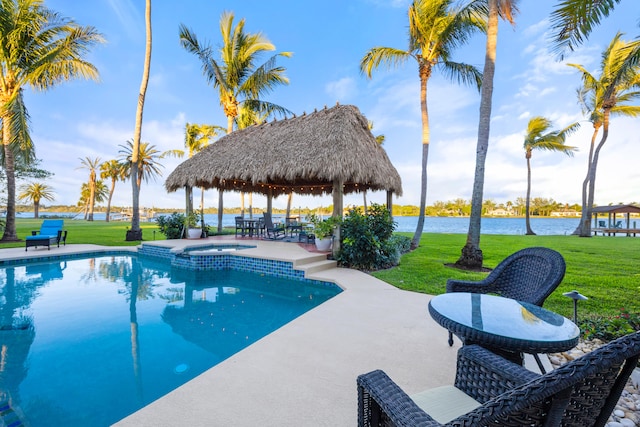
<box><xmin>428</xmin><ymin>293</ymin><xmax>580</xmax><ymax>354</ymax></box>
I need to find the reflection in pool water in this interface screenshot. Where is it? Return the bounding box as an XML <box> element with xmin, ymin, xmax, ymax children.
<box><xmin>0</xmin><ymin>255</ymin><xmax>340</xmax><ymax>426</ymax></box>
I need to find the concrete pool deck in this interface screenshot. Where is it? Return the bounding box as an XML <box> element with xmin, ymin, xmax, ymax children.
<box><xmin>3</xmin><ymin>238</ymin><xmax>459</xmax><ymax>426</ymax></box>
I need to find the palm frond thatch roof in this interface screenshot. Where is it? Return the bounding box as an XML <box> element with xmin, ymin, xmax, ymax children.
<box><xmin>164</xmin><ymin>104</ymin><xmax>402</xmax><ymax>197</ymax></box>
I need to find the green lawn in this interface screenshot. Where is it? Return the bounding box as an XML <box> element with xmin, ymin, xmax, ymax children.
<box><xmin>2</xmin><ymin>219</ymin><xmax>638</xmax><ymax>321</ymax></box>
<box><xmin>372</xmin><ymin>233</ymin><xmax>640</xmax><ymax>321</ymax></box>
<box><xmin>0</xmin><ymin>218</ymin><xmax>165</xmax><ymax>247</ymax></box>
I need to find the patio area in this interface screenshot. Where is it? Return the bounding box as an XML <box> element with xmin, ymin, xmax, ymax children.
<box><xmin>2</xmin><ymin>238</ymin><xmax>459</xmax><ymax>426</ymax></box>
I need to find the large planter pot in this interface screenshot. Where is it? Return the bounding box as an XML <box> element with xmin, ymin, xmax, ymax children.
<box><xmin>187</xmin><ymin>228</ymin><xmax>202</xmax><ymax>239</ymax></box>
<box><xmin>315</xmin><ymin>237</ymin><xmax>332</xmax><ymax>251</ymax></box>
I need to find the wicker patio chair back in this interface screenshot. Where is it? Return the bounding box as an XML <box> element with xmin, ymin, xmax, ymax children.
<box><xmin>358</xmin><ymin>331</ymin><xmax>640</xmax><ymax>427</ymax></box>
<box><xmin>457</xmin><ymin>331</ymin><xmax>640</xmax><ymax>427</ymax></box>
<box><xmin>446</xmin><ymin>247</ymin><xmax>566</xmax><ymax>306</ymax></box>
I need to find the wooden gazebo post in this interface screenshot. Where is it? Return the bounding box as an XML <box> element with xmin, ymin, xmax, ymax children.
<box><xmin>332</xmin><ymin>180</ymin><xmax>344</xmax><ymax>257</ymax></box>
<box><xmin>266</xmin><ymin>187</ymin><xmax>273</xmax><ymax>216</ymax></box>
<box><xmin>386</xmin><ymin>190</ymin><xmax>394</xmax><ymax>218</ymax></box>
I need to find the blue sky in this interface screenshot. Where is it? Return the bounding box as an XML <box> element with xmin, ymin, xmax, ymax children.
<box><xmin>23</xmin><ymin>0</ymin><xmax>640</xmax><ymax>211</ymax></box>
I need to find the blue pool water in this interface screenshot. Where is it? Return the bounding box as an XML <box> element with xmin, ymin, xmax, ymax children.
<box><xmin>0</xmin><ymin>255</ymin><xmax>340</xmax><ymax>426</ymax></box>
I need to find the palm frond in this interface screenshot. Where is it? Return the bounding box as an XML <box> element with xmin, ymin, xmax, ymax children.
<box><xmin>241</xmin><ymin>99</ymin><xmax>293</xmax><ymax>121</ymax></box>
<box><xmin>359</xmin><ymin>47</ymin><xmax>411</xmax><ymax>78</ymax></box>
<box><xmin>7</xmin><ymin>89</ymin><xmax>32</xmax><ymax>158</ymax></box>
<box><xmin>610</xmin><ymin>104</ymin><xmax>640</xmax><ymax>118</ymax></box>
<box><xmin>440</xmin><ymin>61</ymin><xmax>483</xmax><ymax>91</ymax></box>
<box><xmin>160</xmin><ymin>149</ymin><xmax>185</xmax><ymax>159</ymax></box>
<box><xmin>524</xmin><ymin>116</ymin><xmax>578</xmax><ymax>156</ymax></box>
<box><xmin>550</xmin><ymin>0</ymin><xmax>622</xmax><ymax>58</ymax></box>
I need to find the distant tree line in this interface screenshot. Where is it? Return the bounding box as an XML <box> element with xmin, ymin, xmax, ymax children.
<box><xmin>22</xmin><ymin>197</ymin><xmax>633</xmax><ymax>219</ymax></box>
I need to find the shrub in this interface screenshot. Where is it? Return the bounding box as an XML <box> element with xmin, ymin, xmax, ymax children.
<box><xmin>156</xmin><ymin>212</ymin><xmax>185</xmax><ymax>239</ymax></box>
<box><xmin>337</xmin><ymin>204</ymin><xmax>397</xmax><ymax>271</ymax></box>
<box><xmin>579</xmin><ymin>307</ymin><xmax>640</xmax><ymax>341</ymax></box>
<box><xmin>389</xmin><ymin>234</ymin><xmax>411</xmax><ymax>254</ymax></box>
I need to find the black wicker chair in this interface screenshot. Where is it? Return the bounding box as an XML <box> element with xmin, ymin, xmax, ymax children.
<box><xmin>446</xmin><ymin>247</ymin><xmax>566</xmax><ymax>346</ymax></box>
<box><xmin>358</xmin><ymin>331</ymin><xmax>640</xmax><ymax>427</ymax></box>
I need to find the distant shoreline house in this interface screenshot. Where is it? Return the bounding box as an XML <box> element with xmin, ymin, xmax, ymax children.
<box><xmin>487</xmin><ymin>208</ymin><xmax>512</xmax><ymax>216</ymax></box>
<box><xmin>550</xmin><ymin>209</ymin><xmax>580</xmax><ymax>217</ymax></box>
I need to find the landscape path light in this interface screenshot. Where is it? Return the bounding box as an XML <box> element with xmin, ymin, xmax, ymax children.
<box><xmin>563</xmin><ymin>290</ymin><xmax>588</xmax><ymax>323</ymax></box>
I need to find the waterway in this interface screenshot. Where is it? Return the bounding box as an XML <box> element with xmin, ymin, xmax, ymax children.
<box><xmin>29</xmin><ymin>212</ymin><xmax>583</xmax><ymax>236</ymax></box>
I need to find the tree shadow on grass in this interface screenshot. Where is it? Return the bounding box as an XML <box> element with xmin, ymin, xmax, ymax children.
<box><xmin>444</xmin><ymin>263</ymin><xmax>492</xmax><ymax>273</ymax></box>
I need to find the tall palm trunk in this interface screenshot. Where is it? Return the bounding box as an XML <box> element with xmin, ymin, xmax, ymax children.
<box><xmin>106</xmin><ymin>179</ymin><xmax>116</xmax><ymax>222</ymax></box>
<box><xmin>34</xmin><ymin>200</ymin><xmax>40</xmax><ymax>219</ymax></box>
<box><xmin>581</xmin><ymin>110</ymin><xmax>610</xmax><ymax>237</ymax></box>
<box><xmin>410</xmin><ymin>64</ymin><xmax>431</xmax><ymax>250</ymax></box>
<box><xmin>525</xmin><ymin>153</ymin><xmax>535</xmax><ymax>235</ymax></box>
<box><xmin>1</xmin><ymin>121</ymin><xmax>18</xmax><ymax>241</ymax></box>
<box><xmin>218</xmin><ymin>115</ymin><xmax>235</xmax><ymax>233</ymax></box>
<box><xmin>573</xmin><ymin>124</ymin><xmax>601</xmax><ymax>235</ymax></box>
<box><xmin>88</xmin><ymin>176</ymin><xmax>96</xmax><ymax>221</ymax></box>
<box><xmin>130</xmin><ymin>0</ymin><xmax>152</xmax><ymax>238</ymax></box>
<box><xmin>457</xmin><ymin>0</ymin><xmax>499</xmax><ymax>269</ymax></box>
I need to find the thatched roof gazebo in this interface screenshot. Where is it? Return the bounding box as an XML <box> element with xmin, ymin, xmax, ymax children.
<box><xmin>164</xmin><ymin>104</ymin><xmax>403</xmax><ymax>216</ymax></box>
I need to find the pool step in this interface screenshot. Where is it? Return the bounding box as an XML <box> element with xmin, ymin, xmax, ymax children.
<box><xmin>296</xmin><ymin>259</ymin><xmax>337</xmax><ymax>276</ymax></box>
<box><xmin>0</xmin><ymin>400</ymin><xmax>25</xmax><ymax>427</ymax></box>
<box><xmin>293</xmin><ymin>253</ymin><xmax>331</xmax><ymax>266</ymax></box>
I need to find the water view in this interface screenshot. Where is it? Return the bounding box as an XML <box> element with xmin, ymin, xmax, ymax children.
<box><xmin>31</xmin><ymin>212</ymin><xmax>581</xmax><ymax>236</ymax></box>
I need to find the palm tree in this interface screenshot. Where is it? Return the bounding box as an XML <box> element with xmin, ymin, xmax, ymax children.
<box><xmin>118</xmin><ymin>140</ymin><xmax>164</xmax><ymax>194</ymax></box>
<box><xmin>100</xmin><ymin>159</ymin><xmax>127</xmax><ymax>222</ymax></box>
<box><xmin>18</xmin><ymin>182</ymin><xmax>54</xmax><ymax>218</ymax></box>
<box><xmin>127</xmin><ymin>0</ymin><xmax>152</xmax><ymax>240</ymax></box>
<box><xmin>568</xmin><ymin>33</ymin><xmax>640</xmax><ymax>237</ymax></box>
<box><xmin>179</xmin><ymin>11</ymin><xmax>291</xmax><ymax>232</ymax></box>
<box><xmin>0</xmin><ymin>0</ymin><xmax>103</xmax><ymax>242</ymax></box>
<box><xmin>163</xmin><ymin>123</ymin><xmax>224</xmax><ymax>160</ymax></box>
<box><xmin>78</xmin><ymin>180</ymin><xmax>108</xmax><ymax>220</ymax></box>
<box><xmin>77</xmin><ymin>157</ymin><xmax>101</xmax><ymax>221</ymax></box>
<box><xmin>162</xmin><ymin>122</ymin><xmax>225</xmax><ymax>217</ymax></box>
<box><xmin>522</xmin><ymin>116</ymin><xmax>578</xmax><ymax>235</ymax></box>
<box><xmin>456</xmin><ymin>0</ymin><xmax>519</xmax><ymax>270</ymax></box>
<box><xmin>549</xmin><ymin>0</ymin><xmax>628</xmax><ymax>56</ymax></box>
<box><xmin>360</xmin><ymin>0</ymin><xmax>484</xmax><ymax>250</ymax></box>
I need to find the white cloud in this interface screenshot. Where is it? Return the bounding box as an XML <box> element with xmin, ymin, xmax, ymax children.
<box><xmin>106</xmin><ymin>0</ymin><xmax>143</xmax><ymax>41</ymax></box>
<box><xmin>325</xmin><ymin>77</ymin><xmax>358</xmax><ymax>101</ymax></box>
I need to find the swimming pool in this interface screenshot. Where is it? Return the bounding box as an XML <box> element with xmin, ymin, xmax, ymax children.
<box><xmin>0</xmin><ymin>254</ymin><xmax>340</xmax><ymax>426</ymax></box>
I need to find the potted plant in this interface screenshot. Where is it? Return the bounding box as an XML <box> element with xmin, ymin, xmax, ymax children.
<box><xmin>307</xmin><ymin>214</ymin><xmax>340</xmax><ymax>251</ymax></box>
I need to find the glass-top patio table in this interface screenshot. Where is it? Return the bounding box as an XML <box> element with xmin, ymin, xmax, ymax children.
<box><xmin>428</xmin><ymin>293</ymin><xmax>580</xmax><ymax>370</ymax></box>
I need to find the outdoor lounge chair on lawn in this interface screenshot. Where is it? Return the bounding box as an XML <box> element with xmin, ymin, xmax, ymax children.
<box><xmin>25</xmin><ymin>219</ymin><xmax>67</xmax><ymax>251</ymax></box>
<box><xmin>263</xmin><ymin>213</ymin><xmax>285</xmax><ymax>240</ymax></box>
<box><xmin>445</xmin><ymin>247</ymin><xmax>566</xmax><ymax>346</ymax></box>
<box><xmin>357</xmin><ymin>331</ymin><xmax>640</xmax><ymax>427</ymax></box>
